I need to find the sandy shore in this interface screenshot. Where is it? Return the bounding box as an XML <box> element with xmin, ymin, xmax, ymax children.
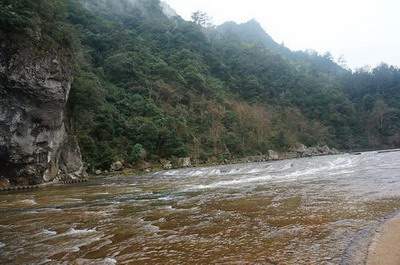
<box><xmin>366</xmin><ymin>213</ymin><xmax>400</xmax><ymax>265</ymax></box>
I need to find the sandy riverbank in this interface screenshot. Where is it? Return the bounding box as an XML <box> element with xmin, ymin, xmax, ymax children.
<box><xmin>366</xmin><ymin>213</ymin><xmax>400</xmax><ymax>265</ymax></box>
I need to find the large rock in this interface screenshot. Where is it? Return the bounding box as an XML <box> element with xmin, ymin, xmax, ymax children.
<box><xmin>110</xmin><ymin>161</ymin><xmax>123</xmax><ymax>172</ymax></box>
<box><xmin>160</xmin><ymin>159</ymin><xmax>172</xmax><ymax>170</ymax></box>
<box><xmin>0</xmin><ymin>177</ymin><xmax>10</xmax><ymax>189</ymax></box>
<box><xmin>268</xmin><ymin>150</ymin><xmax>279</xmax><ymax>160</ymax></box>
<box><xmin>0</xmin><ymin>33</ymin><xmax>85</xmax><ymax>185</ymax></box>
<box><xmin>303</xmin><ymin>147</ymin><xmax>318</xmax><ymax>157</ymax></box>
<box><xmin>292</xmin><ymin>144</ymin><xmax>308</xmax><ymax>157</ymax></box>
<box><xmin>179</xmin><ymin>157</ymin><xmax>192</xmax><ymax>168</ymax></box>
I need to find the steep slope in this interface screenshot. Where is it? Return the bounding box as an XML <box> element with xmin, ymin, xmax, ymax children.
<box><xmin>66</xmin><ymin>0</ymin><xmax>355</xmax><ymax>171</ymax></box>
<box><xmin>0</xmin><ymin>1</ymin><xmax>85</xmax><ymax>185</ymax></box>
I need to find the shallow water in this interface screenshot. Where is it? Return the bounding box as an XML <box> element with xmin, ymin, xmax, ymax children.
<box><xmin>1</xmin><ymin>152</ymin><xmax>400</xmax><ymax>264</ymax></box>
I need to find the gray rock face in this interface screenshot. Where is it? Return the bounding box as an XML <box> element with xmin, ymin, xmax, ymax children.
<box><xmin>0</xmin><ymin>37</ymin><xmax>85</xmax><ymax>185</ymax></box>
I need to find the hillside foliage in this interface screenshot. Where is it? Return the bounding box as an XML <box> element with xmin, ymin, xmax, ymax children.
<box><xmin>2</xmin><ymin>0</ymin><xmax>400</xmax><ymax>170</ymax></box>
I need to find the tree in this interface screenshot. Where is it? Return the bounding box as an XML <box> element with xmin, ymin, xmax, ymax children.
<box><xmin>191</xmin><ymin>11</ymin><xmax>212</xmax><ymax>28</ymax></box>
<box><xmin>371</xmin><ymin>99</ymin><xmax>390</xmax><ymax>132</ymax></box>
<box><xmin>129</xmin><ymin>144</ymin><xmax>146</xmax><ymax>164</ymax></box>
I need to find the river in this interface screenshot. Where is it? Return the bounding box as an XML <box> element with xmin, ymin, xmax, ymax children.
<box><xmin>1</xmin><ymin>151</ymin><xmax>400</xmax><ymax>264</ymax></box>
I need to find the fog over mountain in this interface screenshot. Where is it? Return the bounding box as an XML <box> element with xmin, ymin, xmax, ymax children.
<box><xmin>165</xmin><ymin>0</ymin><xmax>400</xmax><ymax>69</ymax></box>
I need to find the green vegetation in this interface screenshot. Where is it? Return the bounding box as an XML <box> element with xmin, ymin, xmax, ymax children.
<box><xmin>3</xmin><ymin>0</ymin><xmax>400</xmax><ymax>171</ymax></box>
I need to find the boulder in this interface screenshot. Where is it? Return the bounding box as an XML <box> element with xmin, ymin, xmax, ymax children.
<box><xmin>110</xmin><ymin>161</ymin><xmax>123</xmax><ymax>172</ymax></box>
<box><xmin>268</xmin><ymin>150</ymin><xmax>279</xmax><ymax>160</ymax></box>
<box><xmin>160</xmin><ymin>159</ymin><xmax>172</xmax><ymax>170</ymax></box>
<box><xmin>292</xmin><ymin>144</ymin><xmax>308</xmax><ymax>157</ymax></box>
<box><xmin>178</xmin><ymin>157</ymin><xmax>192</xmax><ymax>168</ymax></box>
<box><xmin>318</xmin><ymin>145</ymin><xmax>331</xmax><ymax>155</ymax></box>
<box><xmin>95</xmin><ymin>170</ymin><xmax>102</xmax><ymax>175</ymax></box>
<box><xmin>0</xmin><ymin>177</ymin><xmax>10</xmax><ymax>189</ymax></box>
<box><xmin>303</xmin><ymin>147</ymin><xmax>318</xmax><ymax>157</ymax></box>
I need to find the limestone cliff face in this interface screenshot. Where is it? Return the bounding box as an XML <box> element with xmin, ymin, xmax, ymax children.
<box><xmin>0</xmin><ymin>35</ymin><xmax>85</xmax><ymax>186</ymax></box>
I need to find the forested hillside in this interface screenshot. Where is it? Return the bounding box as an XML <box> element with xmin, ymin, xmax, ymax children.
<box><xmin>2</xmin><ymin>0</ymin><xmax>400</xmax><ymax>171</ymax></box>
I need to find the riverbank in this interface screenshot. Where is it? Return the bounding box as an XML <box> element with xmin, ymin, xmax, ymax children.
<box><xmin>366</xmin><ymin>213</ymin><xmax>400</xmax><ymax>265</ymax></box>
<box><xmin>94</xmin><ymin>144</ymin><xmax>341</xmax><ymax>177</ymax></box>
<box><xmin>0</xmin><ymin>145</ymin><xmax>340</xmax><ymax>191</ymax></box>
<box><xmin>0</xmin><ymin>178</ymin><xmax>89</xmax><ymax>192</ymax></box>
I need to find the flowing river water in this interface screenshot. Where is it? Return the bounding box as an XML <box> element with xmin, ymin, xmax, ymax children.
<box><xmin>1</xmin><ymin>151</ymin><xmax>400</xmax><ymax>264</ymax></box>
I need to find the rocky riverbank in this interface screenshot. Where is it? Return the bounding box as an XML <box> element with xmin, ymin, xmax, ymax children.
<box><xmin>93</xmin><ymin>144</ymin><xmax>341</xmax><ymax>176</ymax></box>
<box><xmin>0</xmin><ymin>144</ymin><xmax>340</xmax><ymax>190</ymax></box>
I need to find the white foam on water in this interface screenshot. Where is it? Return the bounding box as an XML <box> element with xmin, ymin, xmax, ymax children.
<box><xmin>163</xmin><ymin>205</ymin><xmax>176</xmax><ymax>211</ymax></box>
<box><xmin>70</xmin><ymin>246</ymin><xmax>81</xmax><ymax>252</ymax></box>
<box><xmin>38</xmin><ymin>258</ymin><xmax>52</xmax><ymax>265</ymax></box>
<box><xmin>158</xmin><ymin>195</ymin><xmax>175</xmax><ymax>201</ymax></box>
<box><xmin>143</xmin><ymin>223</ymin><xmax>160</xmax><ymax>233</ymax></box>
<box><xmin>327</xmin><ymin>170</ymin><xmax>356</xmax><ymax>176</ymax></box>
<box><xmin>0</xmin><ymin>242</ymin><xmax>5</xmax><ymax>248</ymax></box>
<box><xmin>279</xmin><ymin>162</ymin><xmax>294</xmax><ymax>171</ymax></box>
<box><xmin>248</xmin><ymin>168</ymin><xmax>267</xmax><ymax>174</ymax></box>
<box><xmin>20</xmin><ymin>199</ymin><xmax>37</xmax><ymax>205</ymax></box>
<box><xmin>42</xmin><ymin>229</ymin><xmax>57</xmax><ymax>236</ymax></box>
<box><xmin>158</xmin><ymin>170</ymin><xmax>180</xmax><ymax>176</ymax></box>
<box><xmin>39</xmin><ymin>208</ymin><xmax>63</xmax><ymax>213</ymax></box>
<box><xmin>282</xmin><ymin>157</ymin><xmax>356</xmax><ymax>179</ymax></box>
<box><xmin>62</xmin><ymin>234</ymin><xmax>104</xmax><ymax>254</ymax></box>
<box><xmin>65</xmin><ymin>227</ymin><xmax>97</xmax><ymax>236</ymax></box>
<box><xmin>189</xmin><ymin>170</ymin><xmax>208</xmax><ymax>176</ymax></box>
<box><xmin>104</xmin><ymin>257</ymin><xmax>117</xmax><ymax>264</ymax></box>
<box><xmin>183</xmin><ymin>156</ymin><xmax>359</xmax><ymax>191</ymax></box>
<box><xmin>75</xmin><ymin>257</ymin><xmax>117</xmax><ymax>265</ymax></box>
<box><xmin>185</xmin><ymin>175</ymin><xmax>274</xmax><ymax>190</ymax></box>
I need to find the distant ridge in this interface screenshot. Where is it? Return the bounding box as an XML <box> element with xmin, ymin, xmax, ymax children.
<box><xmin>215</xmin><ymin>19</ymin><xmax>284</xmax><ymax>51</ymax></box>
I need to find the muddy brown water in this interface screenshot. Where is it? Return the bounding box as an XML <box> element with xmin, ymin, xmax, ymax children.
<box><xmin>1</xmin><ymin>152</ymin><xmax>400</xmax><ymax>265</ymax></box>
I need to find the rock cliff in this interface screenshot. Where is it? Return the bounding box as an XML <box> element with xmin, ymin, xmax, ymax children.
<box><xmin>0</xmin><ymin>34</ymin><xmax>85</xmax><ymax>186</ymax></box>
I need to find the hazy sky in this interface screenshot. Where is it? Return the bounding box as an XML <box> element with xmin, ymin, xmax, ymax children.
<box><xmin>164</xmin><ymin>0</ymin><xmax>400</xmax><ymax>69</ymax></box>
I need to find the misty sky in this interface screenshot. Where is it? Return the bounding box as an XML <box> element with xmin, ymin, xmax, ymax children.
<box><xmin>164</xmin><ymin>0</ymin><xmax>400</xmax><ymax>69</ymax></box>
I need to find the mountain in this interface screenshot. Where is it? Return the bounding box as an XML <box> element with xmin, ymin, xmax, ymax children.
<box><xmin>1</xmin><ymin>0</ymin><xmax>400</xmax><ymax>181</ymax></box>
<box><xmin>160</xmin><ymin>1</ymin><xmax>178</xmax><ymax>18</ymax></box>
<box><xmin>215</xmin><ymin>19</ymin><xmax>282</xmax><ymax>51</ymax></box>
